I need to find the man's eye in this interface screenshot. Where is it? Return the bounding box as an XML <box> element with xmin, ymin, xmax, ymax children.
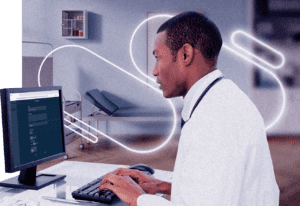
<box><xmin>155</xmin><ymin>56</ymin><xmax>159</xmax><ymax>60</ymax></box>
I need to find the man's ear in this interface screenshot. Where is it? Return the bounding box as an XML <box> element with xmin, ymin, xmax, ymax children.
<box><xmin>180</xmin><ymin>43</ymin><xmax>194</xmax><ymax>66</ymax></box>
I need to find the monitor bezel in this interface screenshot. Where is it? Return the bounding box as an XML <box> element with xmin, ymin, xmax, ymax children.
<box><xmin>1</xmin><ymin>86</ymin><xmax>66</xmax><ymax>173</ymax></box>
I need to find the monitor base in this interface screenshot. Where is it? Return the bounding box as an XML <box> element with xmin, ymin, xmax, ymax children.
<box><xmin>0</xmin><ymin>173</ymin><xmax>66</xmax><ymax>190</ymax></box>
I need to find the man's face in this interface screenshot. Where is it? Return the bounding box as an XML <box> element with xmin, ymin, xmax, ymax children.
<box><xmin>152</xmin><ymin>31</ymin><xmax>185</xmax><ymax>98</ymax></box>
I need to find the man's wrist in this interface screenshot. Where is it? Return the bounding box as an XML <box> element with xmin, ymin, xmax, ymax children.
<box><xmin>156</xmin><ymin>181</ymin><xmax>172</xmax><ymax>195</ymax></box>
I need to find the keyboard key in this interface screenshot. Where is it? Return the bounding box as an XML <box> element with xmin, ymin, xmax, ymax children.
<box><xmin>88</xmin><ymin>184</ymin><xmax>99</xmax><ymax>191</ymax></box>
<box><xmin>105</xmin><ymin>195</ymin><xmax>112</xmax><ymax>202</ymax></box>
<box><xmin>89</xmin><ymin>188</ymin><xmax>99</xmax><ymax>195</ymax></box>
<box><xmin>99</xmin><ymin>195</ymin><xmax>107</xmax><ymax>202</ymax></box>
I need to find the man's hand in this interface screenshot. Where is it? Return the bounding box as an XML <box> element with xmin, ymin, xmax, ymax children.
<box><xmin>113</xmin><ymin>168</ymin><xmax>171</xmax><ymax>195</ymax></box>
<box><xmin>99</xmin><ymin>173</ymin><xmax>145</xmax><ymax>206</ymax></box>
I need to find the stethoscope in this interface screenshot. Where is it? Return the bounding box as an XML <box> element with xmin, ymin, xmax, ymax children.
<box><xmin>181</xmin><ymin>76</ymin><xmax>224</xmax><ymax>129</ymax></box>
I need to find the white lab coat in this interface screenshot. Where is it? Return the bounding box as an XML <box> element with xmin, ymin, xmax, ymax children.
<box><xmin>137</xmin><ymin>70</ymin><xmax>279</xmax><ymax>206</ymax></box>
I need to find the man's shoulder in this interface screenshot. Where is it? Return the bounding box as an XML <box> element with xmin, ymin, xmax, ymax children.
<box><xmin>203</xmin><ymin>79</ymin><xmax>254</xmax><ymax>108</ymax></box>
<box><xmin>191</xmin><ymin>78</ymin><xmax>265</xmax><ymax>135</ymax></box>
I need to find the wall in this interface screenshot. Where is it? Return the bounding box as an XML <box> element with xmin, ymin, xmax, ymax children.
<box><xmin>20</xmin><ymin>0</ymin><xmax>251</xmax><ymax>136</ymax></box>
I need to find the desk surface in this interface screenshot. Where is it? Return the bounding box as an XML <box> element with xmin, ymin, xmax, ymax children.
<box><xmin>0</xmin><ymin>161</ymin><xmax>173</xmax><ymax>205</ymax></box>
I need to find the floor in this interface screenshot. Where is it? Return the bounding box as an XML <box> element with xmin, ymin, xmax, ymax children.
<box><xmin>268</xmin><ymin>136</ymin><xmax>300</xmax><ymax>206</ymax></box>
<box><xmin>38</xmin><ymin>134</ymin><xmax>300</xmax><ymax>206</ymax></box>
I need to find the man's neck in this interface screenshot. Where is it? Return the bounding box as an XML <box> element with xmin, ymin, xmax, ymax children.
<box><xmin>183</xmin><ymin>67</ymin><xmax>216</xmax><ymax>98</ymax></box>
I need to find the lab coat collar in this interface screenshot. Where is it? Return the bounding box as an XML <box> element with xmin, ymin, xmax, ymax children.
<box><xmin>181</xmin><ymin>69</ymin><xmax>223</xmax><ymax>122</ymax></box>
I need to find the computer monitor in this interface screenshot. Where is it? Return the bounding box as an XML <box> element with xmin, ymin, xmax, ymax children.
<box><xmin>0</xmin><ymin>86</ymin><xmax>66</xmax><ymax>190</ymax></box>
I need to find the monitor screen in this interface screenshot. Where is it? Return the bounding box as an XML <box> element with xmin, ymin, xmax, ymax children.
<box><xmin>9</xmin><ymin>89</ymin><xmax>64</xmax><ymax>169</ymax></box>
<box><xmin>0</xmin><ymin>86</ymin><xmax>66</xmax><ymax>190</ymax></box>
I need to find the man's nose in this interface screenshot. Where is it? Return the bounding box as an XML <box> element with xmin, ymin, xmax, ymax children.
<box><xmin>153</xmin><ymin>64</ymin><xmax>158</xmax><ymax>76</ymax></box>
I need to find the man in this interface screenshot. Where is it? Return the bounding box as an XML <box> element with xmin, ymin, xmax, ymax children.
<box><xmin>99</xmin><ymin>11</ymin><xmax>279</xmax><ymax>206</ymax></box>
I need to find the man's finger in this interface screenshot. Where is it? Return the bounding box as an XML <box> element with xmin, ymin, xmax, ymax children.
<box><xmin>112</xmin><ymin>168</ymin><xmax>124</xmax><ymax>175</ymax></box>
<box><xmin>113</xmin><ymin>168</ymin><xmax>131</xmax><ymax>175</ymax></box>
<box><xmin>114</xmin><ymin>171</ymin><xmax>141</xmax><ymax>184</ymax></box>
<box><xmin>115</xmin><ymin>169</ymin><xmax>139</xmax><ymax>177</ymax></box>
<box><xmin>99</xmin><ymin>181</ymin><xmax>114</xmax><ymax>192</ymax></box>
<box><xmin>100</xmin><ymin>173</ymin><xmax>116</xmax><ymax>186</ymax></box>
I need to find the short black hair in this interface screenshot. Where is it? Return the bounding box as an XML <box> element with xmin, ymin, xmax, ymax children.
<box><xmin>157</xmin><ymin>11</ymin><xmax>222</xmax><ymax>66</ymax></box>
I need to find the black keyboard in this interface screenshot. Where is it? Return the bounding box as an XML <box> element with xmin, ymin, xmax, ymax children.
<box><xmin>72</xmin><ymin>164</ymin><xmax>155</xmax><ymax>204</ymax></box>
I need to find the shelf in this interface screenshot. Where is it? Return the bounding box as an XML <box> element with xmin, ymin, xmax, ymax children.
<box><xmin>62</xmin><ymin>10</ymin><xmax>88</xmax><ymax>39</ymax></box>
<box><xmin>62</xmin><ymin>37</ymin><xmax>87</xmax><ymax>39</ymax></box>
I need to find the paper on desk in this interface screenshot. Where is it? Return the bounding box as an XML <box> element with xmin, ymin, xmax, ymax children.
<box><xmin>1</xmin><ymin>196</ymin><xmax>51</xmax><ymax>206</ymax></box>
<box><xmin>0</xmin><ymin>186</ymin><xmax>56</xmax><ymax>206</ymax></box>
<box><xmin>0</xmin><ymin>184</ymin><xmax>80</xmax><ymax>206</ymax></box>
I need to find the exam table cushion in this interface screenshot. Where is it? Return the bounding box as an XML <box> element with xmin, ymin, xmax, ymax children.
<box><xmin>85</xmin><ymin>89</ymin><xmax>119</xmax><ymax>115</ymax></box>
<box><xmin>111</xmin><ymin>107</ymin><xmax>174</xmax><ymax>117</ymax></box>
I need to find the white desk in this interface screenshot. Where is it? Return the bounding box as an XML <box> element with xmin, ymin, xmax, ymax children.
<box><xmin>0</xmin><ymin>161</ymin><xmax>173</xmax><ymax>206</ymax></box>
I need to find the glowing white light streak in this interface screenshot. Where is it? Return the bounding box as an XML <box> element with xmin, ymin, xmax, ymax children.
<box><xmin>64</xmin><ymin>117</ymin><xmax>98</xmax><ymax>143</ymax></box>
<box><xmin>129</xmin><ymin>14</ymin><xmax>174</xmax><ymax>82</ymax></box>
<box><xmin>38</xmin><ymin>45</ymin><xmax>177</xmax><ymax>154</ymax></box>
<box><xmin>231</xmin><ymin>30</ymin><xmax>285</xmax><ymax>69</ymax></box>
<box><xmin>222</xmin><ymin>43</ymin><xmax>286</xmax><ymax>130</ymax></box>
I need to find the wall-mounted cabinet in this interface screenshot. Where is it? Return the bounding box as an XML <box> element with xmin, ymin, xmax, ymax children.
<box><xmin>62</xmin><ymin>10</ymin><xmax>88</xmax><ymax>39</ymax></box>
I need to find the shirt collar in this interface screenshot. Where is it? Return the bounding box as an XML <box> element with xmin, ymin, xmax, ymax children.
<box><xmin>181</xmin><ymin>69</ymin><xmax>223</xmax><ymax>121</ymax></box>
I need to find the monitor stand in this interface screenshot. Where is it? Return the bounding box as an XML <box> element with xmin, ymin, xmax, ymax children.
<box><xmin>0</xmin><ymin>166</ymin><xmax>66</xmax><ymax>190</ymax></box>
